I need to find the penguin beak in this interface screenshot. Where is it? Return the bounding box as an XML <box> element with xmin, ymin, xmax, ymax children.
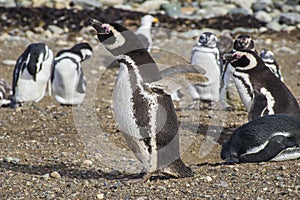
<box><xmin>223</xmin><ymin>52</ymin><xmax>241</xmax><ymax>62</ymax></box>
<box><xmin>88</xmin><ymin>18</ymin><xmax>109</xmax><ymax>35</ymax></box>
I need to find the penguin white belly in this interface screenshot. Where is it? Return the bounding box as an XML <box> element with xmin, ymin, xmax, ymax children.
<box><xmin>113</xmin><ymin>64</ymin><xmax>158</xmax><ymax>172</ymax></box>
<box><xmin>52</xmin><ymin>60</ymin><xmax>85</xmax><ymax>105</ymax></box>
<box><xmin>16</xmin><ymin>62</ymin><xmax>51</xmax><ymax>102</ymax></box>
<box><xmin>190</xmin><ymin>51</ymin><xmax>220</xmax><ymax>101</ymax></box>
<box><xmin>233</xmin><ymin>71</ymin><xmax>253</xmax><ymax>111</ymax></box>
<box><xmin>271</xmin><ymin>147</ymin><xmax>300</xmax><ymax>161</ymax></box>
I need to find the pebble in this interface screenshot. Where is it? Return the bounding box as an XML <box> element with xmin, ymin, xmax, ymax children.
<box><xmin>2</xmin><ymin>59</ymin><xmax>16</xmax><ymax>66</ymax></box>
<box><xmin>50</xmin><ymin>171</ymin><xmax>61</xmax><ymax>179</ymax></box>
<box><xmin>42</xmin><ymin>173</ymin><xmax>50</xmax><ymax>180</ymax></box>
<box><xmin>96</xmin><ymin>193</ymin><xmax>105</xmax><ymax>199</ymax></box>
<box><xmin>219</xmin><ymin>180</ymin><xmax>228</xmax><ymax>187</ymax></box>
<box><xmin>82</xmin><ymin>159</ymin><xmax>93</xmax><ymax>168</ymax></box>
<box><xmin>3</xmin><ymin>156</ymin><xmax>20</xmax><ymax>164</ymax></box>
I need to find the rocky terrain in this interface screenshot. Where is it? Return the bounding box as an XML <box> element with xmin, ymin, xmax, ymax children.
<box><xmin>0</xmin><ymin>1</ymin><xmax>300</xmax><ymax>199</ymax></box>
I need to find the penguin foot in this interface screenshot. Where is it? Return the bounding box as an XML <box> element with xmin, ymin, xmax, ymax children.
<box><xmin>121</xmin><ymin>172</ymin><xmax>153</xmax><ymax>184</ymax></box>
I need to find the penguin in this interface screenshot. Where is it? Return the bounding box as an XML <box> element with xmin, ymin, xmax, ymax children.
<box><xmin>0</xmin><ymin>79</ymin><xmax>12</xmax><ymax>107</ymax></box>
<box><xmin>221</xmin><ymin>114</ymin><xmax>300</xmax><ymax>163</ymax></box>
<box><xmin>12</xmin><ymin>43</ymin><xmax>53</xmax><ymax>107</ymax></box>
<box><xmin>188</xmin><ymin>32</ymin><xmax>221</xmax><ymax>108</ymax></box>
<box><xmin>220</xmin><ymin>34</ymin><xmax>256</xmax><ymax>111</ymax></box>
<box><xmin>89</xmin><ymin>18</ymin><xmax>193</xmax><ymax>182</ymax></box>
<box><xmin>260</xmin><ymin>49</ymin><xmax>284</xmax><ymax>82</ymax></box>
<box><xmin>135</xmin><ymin>15</ymin><xmax>159</xmax><ymax>52</ymax></box>
<box><xmin>225</xmin><ymin>49</ymin><xmax>300</xmax><ymax>121</ymax></box>
<box><xmin>51</xmin><ymin>42</ymin><xmax>93</xmax><ymax>105</ymax></box>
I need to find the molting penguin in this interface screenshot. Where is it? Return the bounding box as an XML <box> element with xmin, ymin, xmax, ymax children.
<box><xmin>188</xmin><ymin>32</ymin><xmax>221</xmax><ymax>108</ymax></box>
<box><xmin>0</xmin><ymin>79</ymin><xmax>12</xmax><ymax>107</ymax></box>
<box><xmin>89</xmin><ymin>18</ymin><xmax>193</xmax><ymax>182</ymax></box>
<box><xmin>12</xmin><ymin>43</ymin><xmax>53</xmax><ymax>107</ymax></box>
<box><xmin>225</xmin><ymin>49</ymin><xmax>300</xmax><ymax>121</ymax></box>
<box><xmin>260</xmin><ymin>49</ymin><xmax>284</xmax><ymax>82</ymax></box>
<box><xmin>135</xmin><ymin>15</ymin><xmax>159</xmax><ymax>52</ymax></box>
<box><xmin>221</xmin><ymin>114</ymin><xmax>300</xmax><ymax>163</ymax></box>
<box><xmin>51</xmin><ymin>42</ymin><xmax>93</xmax><ymax>105</ymax></box>
<box><xmin>220</xmin><ymin>34</ymin><xmax>255</xmax><ymax>111</ymax></box>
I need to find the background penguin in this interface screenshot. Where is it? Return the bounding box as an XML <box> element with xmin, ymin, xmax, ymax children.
<box><xmin>0</xmin><ymin>79</ymin><xmax>12</xmax><ymax>107</ymax></box>
<box><xmin>225</xmin><ymin>49</ymin><xmax>300</xmax><ymax>121</ymax></box>
<box><xmin>89</xmin><ymin>18</ymin><xmax>193</xmax><ymax>182</ymax></box>
<box><xmin>220</xmin><ymin>34</ymin><xmax>255</xmax><ymax>111</ymax></box>
<box><xmin>11</xmin><ymin>43</ymin><xmax>53</xmax><ymax>107</ymax></box>
<box><xmin>135</xmin><ymin>15</ymin><xmax>159</xmax><ymax>52</ymax></box>
<box><xmin>188</xmin><ymin>32</ymin><xmax>221</xmax><ymax>109</ymax></box>
<box><xmin>221</xmin><ymin>114</ymin><xmax>300</xmax><ymax>163</ymax></box>
<box><xmin>51</xmin><ymin>42</ymin><xmax>93</xmax><ymax>105</ymax></box>
<box><xmin>260</xmin><ymin>49</ymin><xmax>284</xmax><ymax>82</ymax></box>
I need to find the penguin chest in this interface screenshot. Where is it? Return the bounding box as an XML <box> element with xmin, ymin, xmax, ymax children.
<box><xmin>113</xmin><ymin>65</ymin><xmax>159</xmax><ymax>172</ymax></box>
<box><xmin>233</xmin><ymin>70</ymin><xmax>254</xmax><ymax>111</ymax></box>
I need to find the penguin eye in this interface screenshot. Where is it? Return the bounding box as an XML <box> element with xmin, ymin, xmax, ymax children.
<box><xmin>101</xmin><ymin>24</ymin><xmax>111</xmax><ymax>34</ymax></box>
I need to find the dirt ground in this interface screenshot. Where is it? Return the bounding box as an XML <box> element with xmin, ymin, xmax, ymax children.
<box><xmin>0</xmin><ymin>18</ymin><xmax>300</xmax><ymax>199</ymax></box>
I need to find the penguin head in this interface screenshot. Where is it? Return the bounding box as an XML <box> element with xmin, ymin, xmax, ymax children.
<box><xmin>225</xmin><ymin>50</ymin><xmax>264</xmax><ymax>71</ymax></box>
<box><xmin>70</xmin><ymin>43</ymin><xmax>93</xmax><ymax>61</ymax></box>
<box><xmin>260</xmin><ymin>49</ymin><xmax>275</xmax><ymax>63</ymax></box>
<box><xmin>198</xmin><ymin>32</ymin><xmax>217</xmax><ymax>48</ymax></box>
<box><xmin>233</xmin><ymin>34</ymin><xmax>255</xmax><ymax>51</ymax></box>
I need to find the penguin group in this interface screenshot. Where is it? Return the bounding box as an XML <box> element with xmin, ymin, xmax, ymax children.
<box><xmin>1</xmin><ymin>13</ymin><xmax>300</xmax><ymax>183</ymax></box>
<box><xmin>2</xmin><ymin>42</ymin><xmax>93</xmax><ymax>108</ymax></box>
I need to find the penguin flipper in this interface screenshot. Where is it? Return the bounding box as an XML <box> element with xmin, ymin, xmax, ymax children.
<box><xmin>240</xmin><ymin>135</ymin><xmax>297</xmax><ymax>162</ymax></box>
<box><xmin>160</xmin><ymin>64</ymin><xmax>206</xmax><ymax>78</ymax></box>
<box><xmin>248</xmin><ymin>93</ymin><xmax>267</xmax><ymax>121</ymax></box>
<box><xmin>149</xmin><ymin>72</ymin><xmax>208</xmax><ymax>96</ymax></box>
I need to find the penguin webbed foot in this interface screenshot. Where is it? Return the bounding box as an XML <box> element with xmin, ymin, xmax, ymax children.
<box><xmin>120</xmin><ymin>172</ymin><xmax>153</xmax><ymax>184</ymax></box>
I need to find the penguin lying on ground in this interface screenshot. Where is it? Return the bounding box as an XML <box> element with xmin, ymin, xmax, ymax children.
<box><xmin>11</xmin><ymin>43</ymin><xmax>53</xmax><ymax>107</ymax></box>
<box><xmin>51</xmin><ymin>42</ymin><xmax>93</xmax><ymax>105</ymax></box>
<box><xmin>225</xmin><ymin>49</ymin><xmax>300</xmax><ymax>121</ymax></box>
<box><xmin>135</xmin><ymin>15</ymin><xmax>159</xmax><ymax>52</ymax></box>
<box><xmin>260</xmin><ymin>49</ymin><xmax>284</xmax><ymax>82</ymax></box>
<box><xmin>221</xmin><ymin>114</ymin><xmax>300</xmax><ymax>163</ymax></box>
<box><xmin>89</xmin><ymin>18</ymin><xmax>209</xmax><ymax>182</ymax></box>
<box><xmin>0</xmin><ymin>79</ymin><xmax>12</xmax><ymax>107</ymax></box>
<box><xmin>188</xmin><ymin>32</ymin><xmax>222</xmax><ymax>109</ymax></box>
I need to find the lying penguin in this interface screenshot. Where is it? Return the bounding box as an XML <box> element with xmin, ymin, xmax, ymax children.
<box><xmin>89</xmin><ymin>18</ymin><xmax>207</xmax><ymax>182</ymax></box>
<box><xmin>221</xmin><ymin>114</ymin><xmax>300</xmax><ymax>163</ymax></box>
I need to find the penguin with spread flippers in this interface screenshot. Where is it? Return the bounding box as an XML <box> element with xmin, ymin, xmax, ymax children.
<box><xmin>88</xmin><ymin>18</ymin><xmax>208</xmax><ymax>182</ymax></box>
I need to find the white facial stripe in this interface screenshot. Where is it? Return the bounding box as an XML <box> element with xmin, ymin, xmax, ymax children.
<box><xmin>105</xmin><ymin>26</ymin><xmax>126</xmax><ymax>50</ymax></box>
<box><xmin>55</xmin><ymin>52</ymin><xmax>81</xmax><ymax>63</ymax></box>
<box><xmin>80</xmin><ymin>49</ymin><xmax>93</xmax><ymax>60</ymax></box>
<box><xmin>116</xmin><ymin>55</ymin><xmax>159</xmax><ymax>171</ymax></box>
<box><xmin>272</xmin><ymin>132</ymin><xmax>291</xmax><ymax>137</ymax></box>
<box><xmin>260</xmin><ymin>87</ymin><xmax>275</xmax><ymax>115</ymax></box>
<box><xmin>235</xmin><ymin>52</ymin><xmax>258</xmax><ymax>71</ymax></box>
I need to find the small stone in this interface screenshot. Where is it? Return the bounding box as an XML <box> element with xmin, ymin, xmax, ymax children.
<box><xmin>4</xmin><ymin>156</ymin><xmax>20</xmax><ymax>164</ymax></box>
<box><xmin>205</xmin><ymin>176</ymin><xmax>213</xmax><ymax>182</ymax></box>
<box><xmin>82</xmin><ymin>160</ymin><xmax>93</xmax><ymax>168</ymax></box>
<box><xmin>42</xmin><ymin>173</ymin><xmax>50</xmax><ymax>180</ymax></box>
<box><xmin>96</xmin><ymin>193</ymin><xmax>105</xmax><ymax>199</ymax></box>
<box><xmin>2</xmin><ymin>59</ymin><xmax>16</xmax><ymax>66</ymax></box>
<box><xmin>50</xmin><ymin>171</ymin><xmax>61</xmax><ymax>179</ymax></box>
<box><xmin>108</xmin><ymin>170</ymin><xmax>121</xmax><ymax>176</ymax></box>
<box><xmin>219</xmin><ymin>180</ymin><xmax>228</xmax><ymax>187</ymax></box>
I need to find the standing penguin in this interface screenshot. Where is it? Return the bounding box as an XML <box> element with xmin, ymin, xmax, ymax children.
<box><xmin>51</xmin><ymin>43</ymin><xmax>93</xmax><ymax>105</ymax></box>
<box><xmin>220</xmin><ymin>34</ymin><xmax>255</xmax><ymax>111</ymax></box>
<box><xmin>0</xmin><ymin>79</ymin><xmax>12</xmax><ymax>107</ymax></box>
<box><xmin>135</xmin><ymin>15</ymin><xmax>159</xmax><ymax>52</ymax></box>
<box><xmin>221</xmin><ymin>114</ymin><xmax>300</xmax><ymax>163</ymax></box>
<box><xmin>225</xmin><ymin>49</ymin><xmax>300</xmax><ymax>121</ymax></box>
<box><xmin>260</xmin><ymin>49</ymin><xmax>284</xmax><ymax>82</ymax></box>
<box><xmin>12</xmin><ymin>43</ymin><xmax>53</xmax><ymax>107</ymax></box>
<box><xmin>188</xmin><ymin>32</ymin><xmax>221</xmax><ymax>108</ymax></box>
<box><xmin>89</xmin><ymin>18</ymin><xmax>193</xmax><ymax>182</ymax></box>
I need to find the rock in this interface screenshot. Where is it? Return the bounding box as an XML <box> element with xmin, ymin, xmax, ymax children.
<box><xmin>42</xmin><ymin>173</ymin><xmax>50</xmax><ymax>180</ymax></box>
<box><xmin>96</xmin><ymin>193</ymin><xmax>105</xmax><ymax>199</ymax></box>
<box><xmin>254</xmin><ymin>10</ymin><xmax>272</xmax><ymax>23</ymax></box>
<box><xmin>279</xmin><ymin>12</ymin><xmax>300</xmax><ymax>25</ymax></box>
<box><xmin>219</xmin><ymin>180</ymin><xmax>228</xmax><ymax>187</ymax></box>
<box><xmin>229</xmin><ymin>8</ymin><xmax>252</xmax><ymax>16</ymax></box>
<box><xmin>99</xmin><ymin>0</ymin><xmax>124</xmax><ymax>6</ymax></box>
<box><xmin>252</xmin><ymin>0</ymin><xmax>273</xmax><ymax>12</ymax></box>
<box><xmin>137</xmin><ymin>0</ymin><xmax>169</xmax><ymax>12</ymax></box>
<box><xmin>48</xmin><ymin>25</ymin><xmax>64</xmax><ymax>35</ymax></box>
<box><xmin>71</xmin><ymin>0</ymin><xmax>102</xmax><ymax>9</ymax></box>
<box><xmin>3</xmin><ymin>156</ymin><xmax>20</xmax><ymax>164</ymax></box>
<box><xmin>230</xmin><ymin>0</ymin><xmax>256</xmax><ymax>13</ymax></box>
<box><xmin>161</xmin><ymin>3</ymin><xmax>181</xmax><ymax>18</ymax></box>
<box><xmin>266</xmin><ymin>20</ymin><xmax>283</xmax><ymax>31</ymax></box>
<box><xmin>50</xmin><ymin>171</ymin><xmax>61</xmax><ymax>179</ymax></box>
<box><xmin>82</xmin><ymin>160</ymin><xmax>93</xmax><ymax>168</ymax></box>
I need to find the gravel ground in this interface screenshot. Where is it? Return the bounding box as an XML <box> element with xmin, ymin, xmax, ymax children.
<box><xmin>0</xmin><ymin>10</ymin><xmax>300</xmax><ymax>199</ymax></box>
